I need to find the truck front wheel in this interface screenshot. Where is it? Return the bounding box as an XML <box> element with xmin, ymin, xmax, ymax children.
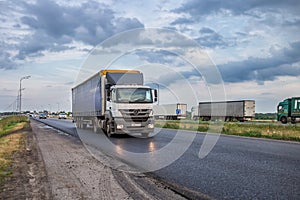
<box><xmin>141</xmin><ymin>133</ymin><xmax>149</xmax><ymax>138</ymax></box>
<box><xmin>105</xmin><ymin>121</ymin><xmax>112</xmax><ymax>137</ymax></box>
<box><xmin>280</xmin><ymin>116</ymin><xmax>287</xmax><ymax>124</ymax></box>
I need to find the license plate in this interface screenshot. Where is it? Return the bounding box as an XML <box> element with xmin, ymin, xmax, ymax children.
<box><xmin>131</xmin><ymin>123</ymin><xmax>141</xmax><ymax>127</ymax></box>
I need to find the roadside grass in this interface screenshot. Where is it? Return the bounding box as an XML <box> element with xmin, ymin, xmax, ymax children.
<box><xmin>0</xmin><ymin>116</ymin><xmax>29</xmax><ymax>137</ymax></box>
<box><xmin>155</xmin><ymin>120</ymin><xmax>300</xmax><ymax>142</ymax></box>
<box><xmin>0</xmin><ymin>116</ymin><xmax>28</xmax><ymax>187</ymax></box>
<box><xmin>222</xmin><ymin>123</ymin><xmax>300</xmax><ymax>141</ymax></box>
<box><xmin>0</xmin><ymin>133</ymin><xmax>25</xmax><ymax>186</ymax></box>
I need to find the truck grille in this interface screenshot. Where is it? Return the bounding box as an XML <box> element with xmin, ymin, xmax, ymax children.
<box><xmin>120</xmin><ymin>109</ymin><xmax>151</xmax><ymax>122</ymax></box>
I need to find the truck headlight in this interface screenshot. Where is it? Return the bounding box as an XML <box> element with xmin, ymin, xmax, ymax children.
<box><xmin>148</xmin><ymin>124</ymin><xmax>154</xmax><ymax>129</ymax></box>
<box><xmin>117</xmin><ymin>124</ymin><xmax>124</xmax><ymax>129</ymax></box>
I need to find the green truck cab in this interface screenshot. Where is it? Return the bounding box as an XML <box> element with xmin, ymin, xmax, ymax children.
<box><xmin>277</xmin><ymin>97</ymin><xmax>300</xmax><ymax>124</ymax></box>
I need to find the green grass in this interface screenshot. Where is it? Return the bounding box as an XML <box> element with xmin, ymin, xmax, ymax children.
<box><xmin>0</xmin><ymin>116</ymin><xmax>28</xmax><ymax>189</ymax></box>
<box><xmin>155</xmin><ymin>120</ymin><xmax>300</xmax><ymax>142</ymax></box>
<box><xmin>222</xmin><ymin>122</ymin><xmax>300</xmax><ymax>141</ymax></box>
<box><xmin>0</xmin><ymin>133</ymin><xmax>25</xmax><ymax>187</ymax></box>
<box><xmin>0</xmin><ymin>116</ymin><xmax>29</xmax><ymax>137</ymax></box>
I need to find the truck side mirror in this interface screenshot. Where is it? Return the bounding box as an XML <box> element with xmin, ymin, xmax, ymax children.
<box><xmin>106</xmin><ymin>84</ymin><xmax>112</xmax><ymax>101</ymax></box>
<box><xmin>107</xmin><ymin>90</ymin><xmax>111</xmax><ymax>101</ymax></box>
<box><xmin>154</xmin><ymin>89</ymin><xmax>158</xmax><ymax>102</ymax></box>
<box><xmin>105</xmin><ymin>84</ymin><xmax>111</xmax><ymax>89</ymax></box>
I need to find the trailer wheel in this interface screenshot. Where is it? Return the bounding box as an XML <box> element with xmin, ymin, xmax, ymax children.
<box><xmin>291</xmin><ymin>117</ymin><xmax>296</xmax><ymax>124</ymax></box>
<box><xmin>76</xmin><ymin>119</ymin><xmax>82</xmax><ymax>129</ymax></box>
<box><xmin>76</xmin><ymin>120</ymin><xmax>80</xmax><ymax>129</ymax></box>
<box><xmin>280</xmin><ymin>116</ymin><xmax>287</xmax><ymax>124</ymax></box>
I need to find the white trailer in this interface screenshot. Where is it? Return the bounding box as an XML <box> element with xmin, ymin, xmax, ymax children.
<box><xmin>153</xmin><ymin>103</ymin><xmax>187</xmax><ymax>120</ymax></box>
<box><xmin>192</xmin><ymin>100</ymin><xmax>255</xmax><ymax>122</ymax></box>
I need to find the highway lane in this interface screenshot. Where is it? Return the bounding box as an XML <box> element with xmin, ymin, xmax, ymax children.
<box><xmin>33</xmin><ymin>118</ymin><xmax>300</xmax><ymax>199</ymax></box>
<box><xmin>34</xmin><ymin>118</ymin><xmax>78</xmax><ymax>137</ymax></box>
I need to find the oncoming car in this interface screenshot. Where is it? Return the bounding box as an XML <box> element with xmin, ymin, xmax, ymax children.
<box><xmin>58</xmin><ymin>112</ymin><xmax>67</xmax><ymax>119</ymax></box>
<box><xmin>39</xmin><ymin>113</ymin><xmax>47</xmax><ymax>119</ymax></box>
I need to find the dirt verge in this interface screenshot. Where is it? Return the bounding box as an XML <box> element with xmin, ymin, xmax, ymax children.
<box><xmin>30</xmin><ymin>119</ymin><xmax>131</xmax><ymax>200</ymax></box>
<box><xmin>0</xmin><ymin>124</ymin><xmax>51</xmax><ymax>200</ymax></box>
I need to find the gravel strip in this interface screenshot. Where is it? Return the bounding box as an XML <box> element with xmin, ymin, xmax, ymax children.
<box><xmin>31</xmin><ymin>120</ymin><xmax>131</xmax><ymax>200</ymax></box>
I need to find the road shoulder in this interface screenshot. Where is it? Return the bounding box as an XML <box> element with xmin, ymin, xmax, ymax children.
<box><xmin>30</xmin><ymin>119</ymin><xmax>131</xmax><ymax>200</ymax></box>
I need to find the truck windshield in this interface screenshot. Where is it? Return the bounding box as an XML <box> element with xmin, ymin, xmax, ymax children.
<box><xmin>114</xmin><ymin>88</ymin><xmax>153</xmax><ymax>103</ymax></box>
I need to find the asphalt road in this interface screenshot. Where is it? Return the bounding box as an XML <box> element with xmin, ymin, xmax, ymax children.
<box><xmin>34</xmin><ymin>118</ymin><xmax>300</xmax><ymax>200</ymax></box>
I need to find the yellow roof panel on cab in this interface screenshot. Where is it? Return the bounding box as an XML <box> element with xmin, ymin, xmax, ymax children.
<box><xmin>100</xmin><ymin>70</ymin><xmax>141</xmax><ymax>76</ymax></box>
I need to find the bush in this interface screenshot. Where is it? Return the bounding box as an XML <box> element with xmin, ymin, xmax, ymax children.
<box><xmin>163</xmin><ymin>122</ymin><xmax>180</xmax><ymax>129</ymax></box>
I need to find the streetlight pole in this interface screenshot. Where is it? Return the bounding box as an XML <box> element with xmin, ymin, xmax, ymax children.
<box><xmin>19</xmin><ymin>75</ymin><xmax>31</xmax><ymax>114</ymax></box>
<box><xmin>57</xmin><ymin>102</ymin><xmax>60</xmax><ymax>113</ymax></box>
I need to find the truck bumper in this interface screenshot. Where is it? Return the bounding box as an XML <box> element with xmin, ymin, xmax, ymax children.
<box><xmin>112</xmin><ymin>117</ymin><xmax>155</xmax><ymax>134</ymax></box>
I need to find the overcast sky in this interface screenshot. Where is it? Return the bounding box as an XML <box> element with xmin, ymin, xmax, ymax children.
<box><xmin>1</xmin><ymin>0</ymin><xmax>299</xmax><ymax>113</ymax></box>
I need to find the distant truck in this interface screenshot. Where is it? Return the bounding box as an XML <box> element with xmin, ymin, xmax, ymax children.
<box><xmin>153</xmin><ymin>103</ymin><xmax>187</xmax><ymax>120</ymax></box>
<box><xmin>72</xmin><ymin>70</ymin><xmax>158</xmax><ymax>137</ymax></box>
<box><xmin>277</xmin><ymin>97</ymin><xmax>300</xmax><ymax>124</ymax></box>
<box><xmin>192</xmin><ymin>100</ymin><xmax>255</xmax><ymax>122</ymax></box>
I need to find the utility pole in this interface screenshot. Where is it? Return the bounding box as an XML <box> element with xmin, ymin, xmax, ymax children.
<box><xmin>57</xmin><ymin>102</ymin><xmax>60</xmax><ymax>113</ymax></box>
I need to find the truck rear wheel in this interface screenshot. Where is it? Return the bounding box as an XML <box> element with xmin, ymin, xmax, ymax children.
<box><xmin>93</xmin><ymin>118</ymin><xmax>99</xmax><ymax>133</ymax></box>
<box><xmin>291</xmin><ymin>117</ymin><xmax>296</xmax><ymax>124</ymax></box>
<box><xmin>280</xmin><ymin>116</ymin><xmax>287</xmax><ymax>124</ymax></box>
<box><xmin>76</xmin><ymin>118</ymin><xmax>82</xmax><ymax>129</ymax></box>
<box><xmin>93</xmin><ymin>123</ymin><xmax>98</xmax><ymax>133</ymax></box>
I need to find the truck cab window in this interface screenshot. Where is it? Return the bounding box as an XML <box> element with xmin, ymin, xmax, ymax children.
<box><xmin>116</xmin><ymin>88</ymin><xmax>153</xmax><ymax>103</ymax></box>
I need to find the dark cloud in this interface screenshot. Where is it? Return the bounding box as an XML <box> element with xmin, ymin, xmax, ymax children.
<box><xmin>173</xmin><ymin>0</ymin><xmax>300</xmax><ymax>17</ymax></box>
<box><xmin>114</xmin><ymin>17</ymin><xmax>144</xmax><ymax>33</ymax></box>
<box><xmin>218</xmin><ymin>41</ymin><xmax>300</xmax><ymax>84</ymax></box>
<box><xmin>135</xmin><ymin>49</ymin><xmax>182</xmax><ymax>65</ymax></box>
<box><xmin>196</xmin><ymin>27</ymin><xmax>232</xmax><ymax>48</ymax></box>
<box><xmin>283</xmin><ymin>18</ymin><xmax>300</xmax><ymax>26</ymax></box>
<box><xmin>16</xmin><ymin>30</ymin><xmax>73</xmax><ymax>60</ymax></box>
<box><xmin>0</xmin><ymin>50</ymin><xmax>18</xmax><ymax>70</ymax></box>
<box><xmin>19</xmin><ymin>0</ymin><xmax>143</xmax><ymax>44</ymax></box>
<box><xmin>138</xmin><ymin>41</ymin><xmax>300</xmax><ymax>86</ymax></box>
<box><xmin>8</xmin><ymin>0</ymin><xmax>144</xmax><ymax>65</ymax></box>
<box><xmin>99</xmin><ymin>28</ymin><xmax>197</xmax><ymax>49</ymax></box>
<box><xmin>170</xmin><ymin>17</ymin><xmax>194</xmax><ymax>25</ymax></box>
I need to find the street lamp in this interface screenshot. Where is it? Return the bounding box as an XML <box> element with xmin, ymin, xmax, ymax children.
<box><xmin>19</xmin><ymin>75</ymin><xmax>31</xmax><ymax>113</ymax></box>
<box><xmin>57</xmin><ymin>102</ymin><xmax>60</xmax><ymax>113</ymax></box>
